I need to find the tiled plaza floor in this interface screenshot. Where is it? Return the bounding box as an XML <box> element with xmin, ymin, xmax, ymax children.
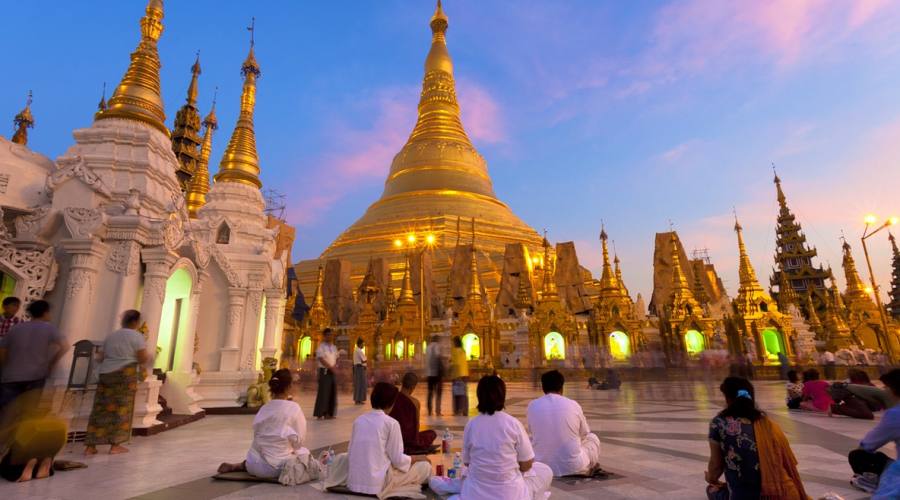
<box><xmin>0</xmin><ymin>380</ymin><xmax>883</xmax><ymax>499</ymax></box>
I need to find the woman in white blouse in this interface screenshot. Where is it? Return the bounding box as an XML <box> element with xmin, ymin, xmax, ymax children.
<box><xmin>218</xmin><ymin>369</ymin><xmax>316</xmax><ymax>482</ymax></box>
<box><xmin>433</xmin><ymin>375</ymin><xmax>553</xmax><ymax>500</ymax></box>
<box><xmin>328</xmin><ymin>382</ymin><xmax>431</xmax><ymax>496</ymax></box>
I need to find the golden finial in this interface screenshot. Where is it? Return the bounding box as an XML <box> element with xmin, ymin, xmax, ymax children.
<box><xmin>11</xmin><ymin>90</ymin><xmax>34</xmax><ymax>146</ymax></box>
<box><xmin>399</xmin><ymin>256</ymin><xmax>415</xmax><ymax>305</ymax></box>
<box><xmin>96</xmin><ymin>0</ymin><xmax>168</xmax><ymax>136</ymax></box>
<box><xmin>97</xmin><ymin>82</ymin><xmax>108</xmax><ymax>112</ymax></box>
<box><xmin>187</xmin><ymin>51</ymin><xmax>201</xmax><ymax>106</ymax></box>
<box><xmin>841</xmin><ymin>238</ymin><xmax>868</xmax><ymax>295</ymax></box>
<box><xmin>312</xmin><ymin>266</ymin><xmax>326</xmax><ymax>308</ymax></box>
<box><xmin>772</xmin><ymin>163</ymin><xmax>788</xmax><ymax>208</ymax></box>
<box><xmin>426</xmin><ymin>0</ymin><xmax>452</xmax><ymax>74</ymax></box>
<box><xmin>185</xmin><ymin>91</ymin><xmax>218</xmax><ymax>218</ymax></box>
<box><xmin>214</xmin><ymin>18</ymin><xmax>263</xmax><ymax>188</ymax></box>
<box><xmin>599</xmin><ymin>223</ymin><xmax>619</xmax><ymax>292</ymax></box>
<box><xmin>733</xmin><ymin>211</ymin><xmax>760</xmax><ymax>287</ymax></box>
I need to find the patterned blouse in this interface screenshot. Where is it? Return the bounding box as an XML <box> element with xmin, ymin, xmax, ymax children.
<box><xmin>708</xmin><ymin>415</ymin><xmax>762</xmax><ymax>500</ymax></box>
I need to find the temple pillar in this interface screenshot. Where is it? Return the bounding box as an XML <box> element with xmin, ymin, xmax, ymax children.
<box><xmin>140</xmin><ymin>247</ymin><xmax>178</xmax><ymax>356</ymax></box>
<box><xmin>219</xmin><ymin>287</ymin><xmax>247</xmax><ymax>371</ymax></box>
<box><xmin>260</xmin><ymin>289</ymin><xmax>283</xmax><ymax>360</ymax></box>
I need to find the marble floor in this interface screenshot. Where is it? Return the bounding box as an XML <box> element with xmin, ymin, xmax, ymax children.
<box><xmin>0</xmin><ymin>379</ymin><xmax>884</xmax><ymax>500</ymax></box>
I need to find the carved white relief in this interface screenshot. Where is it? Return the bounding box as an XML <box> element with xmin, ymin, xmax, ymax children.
<box><xmin>0</xmin><ymin>227</ymin><xmax>58</xmax><ymax>304</ymax></box>
<box><xmin>106</xmin><ymin>240</ymin><xmax>141</xmax><ymax>276</ymax></box>
<box><xmin>47</xmin><ymin>155</ymin><xmax>112</xmax><ymax>198</ymax></box>
<box><xmin>247</xmin><ymin>291</ymin><xmax>262</xmax><ymax>317</ymax></box>
<box><xmin>159</xmin><ymin>215</ymin><xmax>185</xmax><ymax>251</ymax></box>
<box><xmin>145</xmin><ymin>276</ymin><xmax>167</xmax><ymax>306</ymax></box>
<box><xmin>65</xmin><ymin>268</ymin><xmax>95</xmax><ymax>303</ymax></box>
<box><xmin>63</xmin><ymin>207</ymin><xmax>106</xmax><ymax>240</ymax></box>
<box><xmin>125</xmin><ymin>189</ymin><xmax>141</xmax><ymax>216</ymax></box>
<box><xmin>13</xmin><ymin>207</ymin><xmax>52</xmax><ymax>241</ymax></box>
<box><xmin>191</xmin><ymin>240</ymin><xmax>211</xmax><ymax>269</ymax></box>
<box><xmin>211</xmin><ymin>246</ymin><xmax>243</xmax><ymax>287</ymax></box>
<box><xmin>227</xmin><ymin>304</ymin><xmax>244</xmax><ymax>327</ymax></box>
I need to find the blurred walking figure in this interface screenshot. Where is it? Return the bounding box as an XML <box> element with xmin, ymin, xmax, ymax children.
<box><xmin>313</xmin><ymin>328</ymin><xmax>338</xmax><ymax>419</ymax></box>
<box><xmin>352</xmin><ymin>338</ymin><xmax>368</xmax><ymax>405</ymax></box>
<box><xmin>0</xmin><ymin>300</ymin><xmax>67</xmax><ymax>411</ymax></box>
<box><xmin>84</xmin><ymin>310</ymin><xmax>150</xmax><ymax>455</ymax></box>
<box><xmin>425</xmin><ymin>334</ymin><xmax>444</xmax><ymax>416</ymax></box>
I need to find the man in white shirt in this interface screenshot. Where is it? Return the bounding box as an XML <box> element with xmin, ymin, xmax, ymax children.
<box><xmin>425</xmin><ymin>334</ymin><xmax>444</xmax><ymax>416</ymax></box>
<box><xmin>352</xmin><ymin>338</ymin><xmax>368</xmax><ymax>404</ymax></box>
<box><xmin>313</xmin><ymin>328</ymin><xmax>339</xmax><ymax>419</ymax></box>
<box><xmin>527</xmin><ymin>370</ymin><xmax>601</xmax><ymax>477</ymax></box>
<box><xmin>328</xmin><ymin>382</ymin><xmax>431</xmax><ymax>496</ymax></box>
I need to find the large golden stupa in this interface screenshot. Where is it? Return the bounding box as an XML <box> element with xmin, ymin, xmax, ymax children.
<box><xmin>303</xmin><ymin>1</ymin><xmax>542</xmax><ymax>288</ymax></box>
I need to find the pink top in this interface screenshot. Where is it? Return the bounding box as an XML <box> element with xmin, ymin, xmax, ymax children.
<box><xmin>801</xmin><ymin>380</ymin><xmax>833</xmax><ymax>411</ymax></box>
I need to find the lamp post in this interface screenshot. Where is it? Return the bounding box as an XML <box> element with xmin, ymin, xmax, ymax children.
<box><xmin>393</xmin><ymin>230</ymin><xmax>436</xmax><ymax>361</ymax></box>
<box><xmin>861</xmin><ymin>214</ymin><xmax>898</xmax><ymax>360</ymax></box>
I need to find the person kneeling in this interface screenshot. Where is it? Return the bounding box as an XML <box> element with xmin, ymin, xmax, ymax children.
<box><xmin>528</xmin><ymin>370</ymin><xmax>601</xmax><ymax>477</ymax></box>
<box><xmin>217</xmin><ymin>369</ymin><xmax>320</xmax><ymax>485</ymax></box>
<box><xmin>326</xmin><ymin>382</ymin><xmax>431</xmax><ymax>498</ymax></box>
<box><xmin>389</xmin><ymin>372</ymin><xmax>438</xmax><ymax>454</ymax></box>
<box><xmin>431</xmin><ymin>375</ymin><xmax>553</xmax><ymax>500</ymax></box>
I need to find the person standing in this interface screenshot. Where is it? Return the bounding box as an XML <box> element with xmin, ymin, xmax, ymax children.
<box><xmin>449</xmin><ymin>336</ymin><xmax>469</xmax><ymax>416</ymax></box>
<box><xmin>352</xmin><ymin>338</ymin><xmax>368</xmax><ymax>405</ymax></box>
<box><xmin>84</xmin><ymin>310</ymin><xmax>151</xmax><ymax>455</ymax></box>
<box><xmin>425</xmin><ymin>334</ymin><xmax>444</xmax><ymax>416</ymax></box>
<box><xmin>527</xmin><ymin>370</ymin><xmax>601</xmax><ymax>477</ymax></box>
<box><xmin>823</xmin><ymin>350</ymin><xmax>837</xmax><ymax>380</ymax></box>
<box><xmin>313</xmin><ymin>328</ymin><xmax>338</xmax><ymax>419</ymax></box>
<box><xmin>0</xmin><ymin>297</ymin><xmax>22</xmax><ymax>339</ymax></box>
<box><xmin>0</xmin><ymin>300</ymin><xmax>68</xmax><ymax>410</ymax></box>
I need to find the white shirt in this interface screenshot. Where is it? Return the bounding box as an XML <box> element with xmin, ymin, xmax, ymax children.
<box><xmin>317</xmin><ymin>342</ymin><xmax>338</xmax><ymax>369</ymax></box>
<box><xmin>462</xmin><ymin>411</ymin><xmax>534</xmax><ymax>500</ymax></box>
<box><xmin>347</xmin><ymin>410</ymin><xmax>411</xmax><ymax>495</ymax></box>
<box><xmin>527</xmin><ymin>393</ymin><xmax>592</xmax><ymax>476</ymax></box>
<box><xmin>245</xmin><ymin>399</ymin><xmax>309</xmax><ymax>478</ymax></box>
<box><xmin>99</xmin><ymin>328</ymin><xmax>146</xmax><ymax>374</ymax></box>
<box><xmin>824</xmin><ymin>351</ymin><xmax>836</xmax><ymax>363</ymax></box>
<box><xmin>354</xmin><ymin>346</ymin><xmax>367</xmax><ymax>365</ymax></box>
<box><xmin>425</xmin><ymin>342</ymin><xmax>442</xmax><ymax>377</ymax></box>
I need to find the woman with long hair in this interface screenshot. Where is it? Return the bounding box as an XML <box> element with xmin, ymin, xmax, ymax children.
<box><xmin>218</xmin><ymin>369</ymin><xmax>319</xmax><ymax>484</ymax></box>
<box><xmin>706</xmin><ymin>376</ymin><xmax>808</xmax><ymax>500</ymax></box>
<box><xmin>84</xmin><ymin>310</ymin><xmax>150</xmax><ymax>456</ymax></box>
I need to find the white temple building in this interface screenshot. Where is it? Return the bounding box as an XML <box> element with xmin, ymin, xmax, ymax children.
<box><xmin>0</xmin><ymin>0</ymin><xmax>291</xmax><ymax>430</ymax></box>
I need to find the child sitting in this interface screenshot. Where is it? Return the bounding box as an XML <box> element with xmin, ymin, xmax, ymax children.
<box><xmin>785</xmin><ymin>370</ymin><xmax>803</xmax><ymax>410</ymax></box>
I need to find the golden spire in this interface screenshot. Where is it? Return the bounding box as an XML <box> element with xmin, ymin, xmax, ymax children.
<box><xmin>668</xmin><ymin>231</ymin><xmax>701</xmax><ymax>317</ymax></box>
<box><xmin>312</xmin><ymin>265</ymin><xmax>326</xmax><ymax>309</ymax></box>
<box><xmin>777</xmin><ymin>267</ymin><xmax>798</xmax><ymax>308</ymax></box>
<box><xmin>773</xmin><ymin>165</ymin><xmax>788</xmax><ymax>210</ymax></box>
<box><xmin>670</xmin><ymin>232</ymin><xmax>690</xmax><ymax>292</ymax></box>
<box><xmin>540</xmin><ymin>235</ymin><xmax>558</xmax><ymax>300</ymax></box>
<box><xmin>841</xmin><ymin>239</ymin><xmax>868</xmax><ymax>296</ymax></box>
<box><xmin>805</xmin><ymin>292</ymin><xmax>822</xmax><ymax>330</ymax></box>
<box><xmin>399</xmin><ymin>256</ymin><xmax>416</xmax><ymax>305</ymax></box>
<box><xmin>185</xmin><ymin>94</ymin><xmax>218</xmax><ymax>218</ymax></box>
<box><xmin>734</xmin><ymin>216</ymin><xmax>761</xmax><ymax>287</ymax></box>
<box><xmin>11</xmin><ymin>91</ymin><xmax>34</xmax><ymax>146</ymax></box>
<box><xmin>172</xmin><ymin>53</ymin><xmax>204</xmax><ymax>191</ymax></box>
<box><xmin>598</xmin><ymin>226</ymin><xmax>619</xmax><ymax>293</ymax></box>
<box><xmin>614</xmin><ymin>253</ymin><xmax>630</xmax><ymax>298</ymax></box>
<box><xmin>468</xmin><ymin>247</ymin><xmax>482</xmax><ymax>300</ymax></box>
<box><xmin>95</xmin><ymin>0</ymin><xmax>168</xmax><ymax>136</ymax></box>
<box><xmin>830</xmin><ymin>273</ymin><xmax>848</xmax><ymax>313</ymax></box>
<box><xmin>214</xmin><ymin>18</ymin><xmax>263</xmax><ymax>188</ymax></box>
<box><xmin>823</xmin><ymin>274</ymin><xmax>851</xmax><ymax>338</ymax></box>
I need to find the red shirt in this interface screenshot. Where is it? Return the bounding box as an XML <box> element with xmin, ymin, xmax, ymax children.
<box><xmin>801</xmin><ymin>380</ymin><xmax>833</xmax><ymax>411</ymax></box>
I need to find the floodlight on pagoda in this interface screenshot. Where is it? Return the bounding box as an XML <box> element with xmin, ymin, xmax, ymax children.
<box><xmin>407</xmin><ymin>233</ymin><xmax>417</xmax><ymax>244</ymax></box>
<box><xmin>394</xmin><ymin>239</ymin><xmax>404</xmax><ymax>248</ymax></box>
<box><xmin>425</xmin><ymin>233</ymin><xmax>436</xmax><ymax>245</ymax></box>
<box><xmin>865</xmin><ymin>214</ymin><xmax>878</xmax><ymax>225</ymax></box>
<box><xmin>890</xmin><ymin>217</ymin><xmax>899</xmax><ymax>226</ymax></box>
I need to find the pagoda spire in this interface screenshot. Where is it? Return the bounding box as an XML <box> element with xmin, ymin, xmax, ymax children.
<box><xmin>841</xmin><ymin>239</ymin><xmax>869</xmax><ymax>300</ymax></box>
<box><xmin>598</xmin><ymin>226</ymin><xmax>619</xmax><ymax>293</ymax></box>
<box><xmin>804</xmin><ymin>292</ymin><xmax>822</xmax><ymax>331</ymax></box>
<box><xmin>735</xmin><ymin>216</ymin><xmax>762</xmax><ymax>290</ymax></box>
<box><xmin>214</xmin><ymin>18</ymin><xmax>263</xmax><ymax>188</ymax></box>
<box><xmin>11</xmin><ymin>91</ymin><xmax>34</xmax><ymax>146</ymax></box>
<box><xmin>614</xmin><ymin>253</ymin><xmax>630</xmax><ymax>298</ymax></box>
<box><xmin>399</xmin><ymin>256</ymin><xmax>416</xmax><ymax>305</ymax></box>
<box><xmin>540</xmin><ymin>235</ymin><xmax>558</xmax><ymax>300</ymax></box>
<box><xmin>777</xmin><ymin>266</ymin><xmax>798</xmax><ymax>310</ymax></box>
<box><xmin>889</xmin><ymin>233</ymin><xmax>900</xmax><ymax>318</ymax></box>
<box><xmin>311</xmin><ymin>266</ymin><xmax>326</xmax><ymax>309</ymax></box>
<box><xmin>171</xmin><ymin>53</ymin><xmax>204</xmax><ymax>191</ymax></box>
<box><xmin>670</xmin><ymin>232</ymin><xmax>691</xmax><ymax>293</ymax></box>
<box><xmin>668</xmin><ymin>231</ymin><xmax>701</xmax><ymax>317</ymax></box>
<box><xmin>97</xmin><ymin>83</ymin><xmax>108</xmax><ymax>112</ymax></box>
<box><xmin>515</xmin><ymin>268</ymin><xmax>533</xmax><ymax>311</ymax></box>
<box><xmin>185</xmin><ymin>95</ymin><xmax>218</xmax><ymax>218</ymax></box>
<box><xmin>468</xmin><ymin>247</ymin><xmax>482</xmax><ymax>300</ymax></box>
<box><xmin>95</xmin><ymin>0</ymin><xmax>168</xmax><ymax>136</ymax></box>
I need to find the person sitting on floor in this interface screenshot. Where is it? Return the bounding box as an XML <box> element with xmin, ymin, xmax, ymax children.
<box><xmin>588</xmin><ymin>368</ymin><xmax>621</xmax><ymax>390</ymax></box>
<box><xmin>389</xmin><ymin>372</ymin><xmax>438</xmax><ymax>454</ymax></box>
<box><xmin>326</xmin><ymin>382</ymin><xmax>431</xmax><ymax>497</ymax></box>
<box><xmin>0</xmin><ymin>412</ymin><xmax>67</xmax><ymax>483</ymax></box>
<box><xmin>527</xmin><ymin>369</ymin><xmax>601</xmax><ymax>477</ymax></box>
<box><xmin>848</xmin><ymin>369</ymin><xmax>900</xmax><ymax>494</ymax></box>
<box><xmin>799</xmin><ymin>368</ymin><xmax>833</xmax><ymax>413</ymax></box>
<box><xmin>847</xmin><ymin>369</ymin><xmax>895</xmax><ymax>412</ymax></box>
<box><xmin>217</xmin><ymin>369</ymin><xmax>320</xmax><ymax>485</ymax></box>
<box><xmin>430</xmin><ymin>375</ymin><xmax>553</xmax><ymax>500</ymax></box>
<box><xmin>785</xmin><ymin>370</ymin><xmax>803</xmax><ymax>410</ymax></box>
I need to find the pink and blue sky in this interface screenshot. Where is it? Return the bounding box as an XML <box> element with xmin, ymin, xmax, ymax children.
<box><xmin>3</xmin><ymin>0</ymin><xmax>900</xmax><ymax>300</ymax></box>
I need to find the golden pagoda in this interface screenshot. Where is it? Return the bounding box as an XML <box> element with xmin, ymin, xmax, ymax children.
<box><xmin>661</xmin><ymin>231</ymin><xmax>715</xmax><ymax>359</ymax></box>
<box><xmin>317</xmin><ymin>1</ymin><xmax>542</xmax><ymax>288</ymax></box>
<box><xmin>171</xmin><ymin>55</ymin><xmax>204</xmax><ymax>191</ymax></box>
<box><xmin>214</xmin><ymin>21</ymin><xmax>263</xmax><ymax>188</ymax></box>
<box><xmin>592</xmin><ymin>227</ymin><xmax>642</xmax><ymax>362</ymax></box>
<box><xmin>841</xmin><ymin>240</ymin><xmax>894</xmax><ymax>350</ymax></box>
<box><xmin>11</xmin><ymin>91</ymin><xmax>34</xmax><ymax>146</ymax></box>
<box><xmin>95</xmin><ymin>0</ymin><xmax>168</xmax><ymax>136</ymax></box>
<box><xmin>185</xmin><ymin>98</ymin><xmax>218</xmax><ymax>218</ymax></box>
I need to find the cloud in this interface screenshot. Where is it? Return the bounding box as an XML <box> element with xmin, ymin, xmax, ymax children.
<box><xmin>657</xmin><ymin>140</ymin><xmax>700</xmax><ymax>163</ymax></box>
<box><xmin>457</xmin><ymin>79</ymin><xmax>506</xmax><ymax>143</ymax></box>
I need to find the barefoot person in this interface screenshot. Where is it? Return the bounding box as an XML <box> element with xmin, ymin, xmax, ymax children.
<box><xmin>0</xmin><ymin>414</ymin><xmax>67</xmax><ymax>482</ymax></box>
<box><xmin>527</xmin><ymin>370</ymin><xmax>601</xmax><ymax>477</ymax></box>
<box><xmin>85</xmin><ymin>310</ymin><xmax>150</xmax><ymax>455</ymax></box>
<box><xmin>326</xmin><ymin>382</ymin><xmax>431</xmax><ymax>497</ymax></box>
<box><xmin>313</xmin><ymin>328</ymin><xmax>338</xmax><ymax>419</ymax></box>
<box><xmin>389</xmin><ymin>372</ymin><xmax>437</xmax><ymax>454</ymax></box>
<box><xmin>218</xmin><ymin>369</ymin><xmax>319</xmax><ymax>485</ymax></box>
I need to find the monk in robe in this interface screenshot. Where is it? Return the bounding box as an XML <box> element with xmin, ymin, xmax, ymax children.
<box><xmin>389</xmin><ymin>372</ymin><xmax>437</xmax><ymax>454</ymax></box>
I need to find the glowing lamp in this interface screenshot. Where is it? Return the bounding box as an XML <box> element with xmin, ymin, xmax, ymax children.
<box><xmin>407</xmin><ymin>233</ymin><xmax>416</xmax><ymax>244</ymax></box>
<box><xmin>393</xmin><ymin>239</ymin><xmax>403</xmax><ymax>248</ymax></box>
<box><xmin>890</xmin><ymin>217</ymin><xmax>899</xmax><ymax>226</ymax></box>
<box><xmin>865</xmin><ymin>286</ymin><xmax>874</xmax><ymax>294</ymax></box>
<box><xmin>425</xmin><ymin>233</ymin><xmax>436</xmax><ymax>245</ymax></box>
<box><xmin>865</xmin><ymin>214</ymin><xmax>878</xmax><ymax>225</ymax></box>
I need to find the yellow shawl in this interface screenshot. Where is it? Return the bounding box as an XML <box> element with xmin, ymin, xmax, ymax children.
<box><xmin>753</xmin><ymin>416</ymin><xmax>810</xmax><ymax>500</ymax></box>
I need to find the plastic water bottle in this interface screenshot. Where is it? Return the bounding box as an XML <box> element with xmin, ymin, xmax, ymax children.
<box><xmin>448</xmin><ymin>452</ymin><xmax>462</xmax><ymax>478</ymax></box>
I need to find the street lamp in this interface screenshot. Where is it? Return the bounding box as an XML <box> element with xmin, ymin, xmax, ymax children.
<box><xmin>861</xmin><ymin>214</ymin><xmax>898</xmax><ymax>360</ymax></box>
<box><xmin>393</xmin><ymin>229</ymin><xmax>437</xmax><ymax>361</ymax></box>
